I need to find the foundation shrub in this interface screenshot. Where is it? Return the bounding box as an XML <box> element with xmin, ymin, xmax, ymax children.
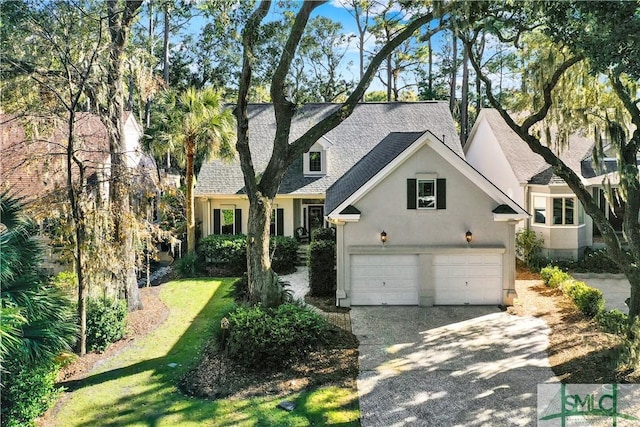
<box><xmin>308</xmin><ymin>239</ymin><xmax>336</xmax><ymax>297</ymax></box>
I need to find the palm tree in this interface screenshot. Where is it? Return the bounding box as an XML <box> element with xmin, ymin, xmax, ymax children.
<box><xmin>0</xmin><ymin>191</ymin><xmax>77</xmax><ymax>369</ymax></box>
<box><xmin>147</xmin><ymin>87</ymin><xmax>235</xmax><ymax>254</ymax></box>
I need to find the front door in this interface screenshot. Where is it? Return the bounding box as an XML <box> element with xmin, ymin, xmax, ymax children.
<box><xmin>307</xmin><ymin>205</ymin><xmax>324</xmax><ymax>235</ymax></box>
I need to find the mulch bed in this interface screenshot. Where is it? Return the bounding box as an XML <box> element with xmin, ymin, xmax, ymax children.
<box><xmin>509</xmin><ymin>278</ymin><xmax>631</xmax><ymax>383</ymax></box>
<box><xmin>180</xmin><ymin>326</ymin><xmax>359</xmax><ymax>399</ymax></box>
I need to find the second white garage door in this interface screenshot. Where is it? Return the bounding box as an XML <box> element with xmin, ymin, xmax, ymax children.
<box><xmin>350</xmin><ymin>254</ymin><xmax>419</xmax><ymax>305</ymax></box>
<box><xmin>433</xmin><ymin>254</ymin><xmax>502</xmax><ymax>305</ymax></box>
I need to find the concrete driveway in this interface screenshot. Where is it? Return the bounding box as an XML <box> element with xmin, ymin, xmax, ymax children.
<box><xmin>351</xmin><ymin>306</ymin><xmax>558</xmax><ymax>426</ymax></box>
<box><xmin>572</xmin><ymin>273</ymin><xmax>630</xmax><ymax>313</ymax></box>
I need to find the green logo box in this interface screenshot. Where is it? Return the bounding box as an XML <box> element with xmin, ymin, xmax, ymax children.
<box><xmin>538</xmin><ymin>384</ymin><xmax>640</xmax><ymax>426</ymax></box>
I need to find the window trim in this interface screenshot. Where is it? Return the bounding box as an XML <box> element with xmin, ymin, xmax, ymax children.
<box><xmin>417</xmin><ymin>179</ymin><xmax>436</xmax><ymax>210</ymax></box>
<box><xmin>309</xmin><ymin>151</ymin><xmax>322</xmax><ymax>172</ymax></box>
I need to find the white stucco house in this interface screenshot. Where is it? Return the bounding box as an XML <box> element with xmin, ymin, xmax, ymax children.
<box><xmin>465</xmin><ymin>109</ymin><xmax>623</xmax><ymax>260</ymax></box>
<box><xmin>194</xmin><ymin>102</ymin><xmax>528</xmax><ymax>307</ymax></box>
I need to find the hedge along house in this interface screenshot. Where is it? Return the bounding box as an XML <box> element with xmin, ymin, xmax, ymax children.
<box><xmin>464</xmin><ymin>109</ymin><xmax>618</xmax><ymax>260</ymax></box>
<box><xmin>194</xmin><ymin>102</ymin><xmax>528</xmax><ymax>306</ymax></box>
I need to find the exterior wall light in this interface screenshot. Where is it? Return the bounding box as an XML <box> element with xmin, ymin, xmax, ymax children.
<box><xmin>380</xmin><ymin>230</ymin><xmax>388</xmax><ymax>244</ymax></box>
<box><xmin>465</xmin><ymin>230</ymin><xmax>473</xmax><ymax>244</ymax></box>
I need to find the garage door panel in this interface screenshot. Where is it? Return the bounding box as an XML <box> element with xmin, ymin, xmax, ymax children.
<box><xmin>350</xmin><ymin>255</ymin><xmax>419</xmax><ymax>305</ymax></box>
<box><xmin>433</xmin><ymin>254</ymin><xmax>502</xmax><ymax>305</ymax></box>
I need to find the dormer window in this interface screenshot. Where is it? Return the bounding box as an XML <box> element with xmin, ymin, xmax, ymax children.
<box><xmin>304</xmin><ymin>141</ymin><xmax>329</xmax><ymax>176</ymax></box>
<box><xmin>309</xmin><ymin>151</ymin><xmax>322</xmax><ymax>172</ymax></box>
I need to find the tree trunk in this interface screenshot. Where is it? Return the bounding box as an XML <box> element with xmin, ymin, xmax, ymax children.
<box><xmin>163</xmin><ymin>4</ymin><xmax>170</xmax><ymax>85</ymax></box>
<box><xmin>66</xmin><ymin>112</ymin><xmax>88</xmax><ymax>356</ymax></box>
<box><xmin>428</xmin><ymin>36</ymin><xmax>433</xmax><ymax>98</ymax></box>
<box><xmin>246</xmin><ymin>195</ymin><xmax>282</xmax><ymax>307</ymax></box>
<box><xmin>386</xmin><ymin>54</ymin><xmax>392</xmax><ymax>102</ymax></box>
<box><xmin>460</xmin><ymin>42</ymin><xmax>469</xmax><ymax>145</ymax></box>
<box><xmin>449</xmin><ymin>31</ymin><xmax>457</xmax><ymax>114</ymax></box>
<box><xmin>186</xmin><ymin>141</ymin><xmax>196</xmax><ymax>254</ymax></box>
<box><xmin>106</xmin><ymin>0</ymin><xmax>143</xmax><ymax>311</ymax></box>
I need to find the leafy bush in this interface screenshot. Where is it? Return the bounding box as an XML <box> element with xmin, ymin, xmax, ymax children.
<box><xmin>311</xmin><ymin>227</ymin><xmax>336</xmax><ymax>242</ymax></box>
<box><xmin>515</xmin><ymin>229</ymin><xmax>544</xmax><ymax>268</ymax></box>
<box><xmin>198</xmin><ymin>235</ymin><xmax>298</xmax><ymax>276</ymax></box>
<box><xmin>86</xmin><ymin>297</ymin><xmax>128</xmax><ymax>352</ymax></box>
<box><xmin>573</xmin><ymin>247</ymin><xmax>623</xmax><ymax>273</ymax></box>
<box><xmin>561</xmin><ymin>280</ymin><xmax>605</xmax><ymax>317</ymax></box>
<box><xmin>225</xmin><ymin>303</ymin><xmax>331</xmax><ymax>370</ymax></box>
<box><xmin>596</xmin><ymin>309</ymin><xmax>629</xmax><ymax>335</ymax></box>
<box><xmin>198</xmin><ymin>235</ymin><xmax>246</xmax><ymax>276</ymax></box>
<box><xmin>1</xmin><ymin>360</ymin><xmax>61</xmax><ymax>427</ymax></box>
<box><xmin>50</xmin><ymin>270</ymin><xmax>78</xmax><ymax>293</ymax></box>
<box><xmin>175</xmin><ymin>252</ymin><xmax>199</xmax><ymax>277</ymax></box>
<box><xmin>617</xmin><ymin>318</ymin><xmax>640</xmax><ymax>374</ymax></box>
<box><xmin>540</xmin><ymin>266</ymin><xmax>572</xmax><ymax>288</ymax></box>
<box><xmin>270</xmin><ymin>236</ymin><xmax>299</xmax><ymax>274</ymax></box>
<box><xmin>308</xmin><ymin>239</ymin><xmax>336</xmax><ymax>297</ymax></box>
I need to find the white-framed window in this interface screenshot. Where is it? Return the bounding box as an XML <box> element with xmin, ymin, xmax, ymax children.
<box><xmin>221</xmin><ymin>207</ymin><xmax>235</xmax><ymax>234</ymax></box>
<box><xmin>309</xmin><ymin>151</ymin><xmax>322</xmax><ymax>172</ymax></box>
<box><xmin>417</xmin><ymin>179</ymin><xmax>436</xmax><ymax>209</ymax></box>
<box><xmin>534</xmin><ymin>196</ymin><xmax>546</xmax><ymax>224</ymax></box>
<box><xmin>553</xmin><ymin>197</ymin><xmax>575</xmax><ymax>225</ymax></box>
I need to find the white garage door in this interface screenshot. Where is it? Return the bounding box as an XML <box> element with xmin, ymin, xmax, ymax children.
<box><xmin>433</xmin><ymin>254</ymin><xmax>502</xmax><ymax>305</ymax></box>
<box><xmin>350</xmin><ymin>254</ymin><xmax>419</xmax><ymax>305</ymax></box>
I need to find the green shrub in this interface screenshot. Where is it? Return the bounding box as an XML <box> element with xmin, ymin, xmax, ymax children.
<box><xmin>515</xmin><ymin>229</ymin><xmax>544</xmax><ymax>268</ymax></box>
<box><xmin>561</xmin><ymin>280</ymin><xmax>605</xmax><ymax>317</ymax></box>
<box><xmin>311</xmin><ymin>227</ymin><xmax>336</xmax><ymax>242</ymax></box>
<box><xmin>50</xmin><ymin>270</ymin><xmax>78</xmax><ymax>294</ymax></box>
<box><xmin>225</xmin><ymin>303</ymin><xmax>331</xmax><ymax>370</ymax></box>
<box><xmin>198</xmin><ymin>235</ymin><xmax>298</xmax><ymax>276</ymax></box>
<box><xmin>1</xmin><ymin>360</ymin><xmax>61</xmax><ymax>427</ymax></box>
<box><xmin>270</xmin><ymin>236</ymin><xmax>299</xmax><ymax>274</ymax></box>
<box><xmin>175</xmin><ymin>252</ymin><xmax>199</xmax><ymax>277</ymax></box>
<box><xmin>308</xmin><ymin>239</ymin><xmax>336</xmax><ymax>297</ymax></box>
<box><xmin>596</xmin><ymin>309</ymin><xmax>629</xmax><ymax>335</ymax></box>
<box><xmin>574</xmin><ymin>247</ymin><xmax>622</xmax><ymax>273</ymax></box>
<box><xmin>86</xmin><ymin>297</ymin><xmax>127</xmax><ymax>352</ymax></box>
<box><xmin>617</xmin><ymin>318</ymin><xmax>640</xmax><ymax>373</ymax></box>
<box><xmin>198</xmin><ymin>235</ymin><xmax>247</xmax><ymax>276</ymax></box>
<box><xmin>540</xmin><ymin>266</ymin><xmax>572</xmax><ymax>288</ymax></box>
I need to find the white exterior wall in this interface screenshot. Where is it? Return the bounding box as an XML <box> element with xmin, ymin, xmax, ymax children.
<box><xmin>197</xmin><ymin>196</ymin><xmax>297</xmax><ymax>237</ymax></box>
<box><xmin>337</xmin><ymin>142</ymin><xmax>516</xmax><ymax>307</ymax></box>
<box><xmin>465</xmin><ymin>117</ymin><xmax>524</xmax><ymax>206</ymax></box>
<box><xmin>528</xmin><ymin>185</ymin><xmax>591</xmax><ymax>259</ymax></box>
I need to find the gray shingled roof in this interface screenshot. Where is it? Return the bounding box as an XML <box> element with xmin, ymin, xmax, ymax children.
<box><xmin>477</xmin><ymin>109</ymin><xmax>594</xmax><ymax>185</ymax></box>
<box><xmin>325</xmin><ymin>131</ymin><xmax>425</xmax><ymax>214</ymax></box>
<box><xmin>194</xmin><ymin>102</ymin><xmax>460</xmax><ymax>196</ymax></box>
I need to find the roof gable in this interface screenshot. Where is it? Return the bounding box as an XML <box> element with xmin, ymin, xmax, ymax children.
<box><xmin>466</xmin><ymin>109</ymin><xmax>594</xmax><ymax>185</ymax></box>
<box><xmin>326</xmin><ymin>131</ymin><xmax>528</xmax><ymax>220</ymax></box>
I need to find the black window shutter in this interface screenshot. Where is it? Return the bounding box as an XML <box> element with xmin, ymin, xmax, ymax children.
<box><xmin>276</xmin><ymin>208</ymin><xmax>284</xmax><ymax>236</ymax></box>
<box><xmin>437</xmin><ymin>178</ymin><xmax>446</xmax><ymax>210</ymax></box>
<box><xmin>407</xmin><ymin>179</ymin><xmax>417</xmax><ymax>209</ymax></box>
<box><xmin>235</xmin><ymin>209</ymin><xmax>242</xmax><ymax>234</ymax></box>
<box><xmin>213</xmin><ymin>209</ymin><xmax>221</xmax><ymax>235</ymax></box>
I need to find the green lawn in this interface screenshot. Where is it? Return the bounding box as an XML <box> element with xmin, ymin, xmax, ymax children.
<box><xmin>51</xmin><ymin>278</ymin><xmax>360</xmax><ymax>426</ymax></box>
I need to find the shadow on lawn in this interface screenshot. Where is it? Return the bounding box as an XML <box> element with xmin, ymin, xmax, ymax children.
<box><xmin>57</xmin><ymin>278</ymin><xmax>359</xmax><ymax>427</ymax></box>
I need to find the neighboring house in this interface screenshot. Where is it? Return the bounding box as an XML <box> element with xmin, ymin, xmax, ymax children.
<box><xmin>1</xmin><ymin>112</ymin><xmax>158</xmax><ymax>213</ymax></box>
<box><xmin>195</xmin><ymin>102</ymin><xmax>528</xmax><ymax>307</ymax></box>
<box><xmin>1</xmin><ymin>112</ymin><xmax>159</xmax><ymax>271</ymax></box>
<box><xmin>464</xmin><ymin>108</ymin><xmax>616</xmax><ymax>260</ymax></box>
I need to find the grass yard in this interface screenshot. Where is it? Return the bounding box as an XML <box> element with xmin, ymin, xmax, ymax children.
<box><xmin>49</xmin><ymin>278</ymin><xmax>360</xmax><ymax>426</ymax></box>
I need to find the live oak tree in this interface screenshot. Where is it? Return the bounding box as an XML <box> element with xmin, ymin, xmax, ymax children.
<box><xmin>463</xmin><ymin>1</ymin><xmax>640</xmax><ymax>323</ymax></box>
<box><xmin>102</xmin><ymin>0</ymin><xmax>144</xmax><ymax>311</ymax></box>
<box><xmin>236</xmin><ymin>0</ymin><xmax>450</xmax><ymax>307</ymax></box>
